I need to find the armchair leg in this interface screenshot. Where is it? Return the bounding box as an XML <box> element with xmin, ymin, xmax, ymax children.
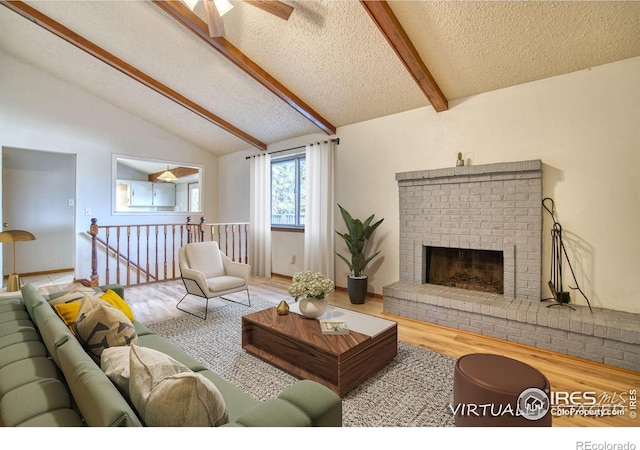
<box><xmin>176</xmin><ymin>292</ymin><xmax>209</xmax><ymax>320</ymax></box>
<box><xmin>220</xmin><ymin>288</ymin><xmax>251</xmax><ymax>308</ymax></box>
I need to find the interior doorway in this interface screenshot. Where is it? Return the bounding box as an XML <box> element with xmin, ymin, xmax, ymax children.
<box><xmin>1</xmin><ymin>147</ymin><xmax>76</xmax><ymax>283</ymax></box>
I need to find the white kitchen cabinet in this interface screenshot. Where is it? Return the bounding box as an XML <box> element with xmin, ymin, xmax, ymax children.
<box><xmin>118</xmin><ymin>180</ymin><xmax>176</xmax><ymax>208</ymax></box>
<box><xmin>129</xmin><ymin>180</ymin><xmax>153</xmax><ymax>206</ymax></box>
<box><xmin>152</xmin><ymin>182</ymin><xmax>176</xmax><ymax>207</ymax></box>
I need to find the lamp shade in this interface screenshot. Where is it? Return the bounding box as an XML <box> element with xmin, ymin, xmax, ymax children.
<box><xmin>157</xmin><ymin>166</ymin><xmax>177</xmax><ymax>182</ymax></box>
<box><xmin>0</xmin><ymin>230</ymin><xmax>36</xmax><ymax>243</ymax></box>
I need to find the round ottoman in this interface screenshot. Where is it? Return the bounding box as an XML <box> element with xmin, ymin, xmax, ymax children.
<box><xmin>453</xmin><ymin>353</ymin><xmax>552</xmax><ymax>427</ymax></box>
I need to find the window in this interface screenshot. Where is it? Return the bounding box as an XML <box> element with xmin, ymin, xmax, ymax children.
<box><xmin>271</xmin><ymin>155</ymin><xmax>305</xmax><ymax>228</ymax></box>
<box><xmin>188</xmin><ymin>183</ymin><xmax>200</xmax><ymax>213</ymax></box>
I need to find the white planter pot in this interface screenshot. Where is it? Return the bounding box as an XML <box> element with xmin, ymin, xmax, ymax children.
<box><xmin>298</xmin><ymin>297</ymin><xmax>328</xmax><ymax>319</ymax></box>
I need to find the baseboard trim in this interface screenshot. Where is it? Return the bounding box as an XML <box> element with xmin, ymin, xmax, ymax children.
<box><xmin>4</xmin><ymin>268</ymin><xmax>74</xmax><ymax>279</ymax></box>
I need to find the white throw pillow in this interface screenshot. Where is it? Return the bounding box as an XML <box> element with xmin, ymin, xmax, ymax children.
<box><xmin>128</xmin><ymin>345</ymin><xmax>228</xmax><ymax>427</ymax></box>
<box><xmin>101</xmin><ymin>346</ymin><xmax>131</xmax><ymax>395</ymax></box>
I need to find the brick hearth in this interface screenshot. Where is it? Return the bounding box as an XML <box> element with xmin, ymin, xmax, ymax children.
<box><xmin>383</xmin><ymin>282</ymin><xmax>640</xmax><ymax>372</ymax></box>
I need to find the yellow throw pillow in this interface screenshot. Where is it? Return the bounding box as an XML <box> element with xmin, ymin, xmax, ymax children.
<box><xmin>53</xmin><ymin>301</ymin><xmax>82</xmax><ymax>328</ymax></box>
<box><xmin>100</xmin><ymin>289</ymin><xmax>134</xmax><ymax>322</ymax></box>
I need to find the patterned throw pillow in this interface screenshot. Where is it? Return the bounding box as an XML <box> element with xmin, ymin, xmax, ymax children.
<box><xmin>128</xmin><ymin>345</ymin><xmax>228</xmax><ymax>427</ymax></box>
<box><xmin>74</xmin><ymin>294</ymin><xmax>138</xmax><ymax>358</ymax></box>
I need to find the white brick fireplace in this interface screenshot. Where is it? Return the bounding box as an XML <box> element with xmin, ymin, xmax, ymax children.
<box><xmin>397</xmin><ymin>160</ymin><xmax>543</xmax><ymax>301</ymax></box>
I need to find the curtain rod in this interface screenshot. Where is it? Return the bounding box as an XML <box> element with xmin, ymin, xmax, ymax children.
<box><xmin>245</xmin><ymin>138</ymin><xmax>340</xmax><ymax>160</ymax></box>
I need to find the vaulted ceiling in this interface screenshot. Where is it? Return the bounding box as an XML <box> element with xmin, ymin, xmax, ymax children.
<box><xmin>1</xmin><ymin>1</ymin><xmax>639</xmax><ymax>155</ymax></box>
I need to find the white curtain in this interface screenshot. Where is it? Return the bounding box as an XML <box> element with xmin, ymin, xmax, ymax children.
<box><xmin>249</xmin><ymin>153</ymin><xmax>271</xmax><ymax>278</ymax></box>
<box><xmin>304</xmin><ymin>140</ymin><xmax>335</xmax><ymax>279</ymax></box>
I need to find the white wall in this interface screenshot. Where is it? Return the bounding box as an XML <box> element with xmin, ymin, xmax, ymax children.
<box><xmin>335</xmin><ymin>56</ymin><xmax>640</xmax><ymax>314</ymax></box>
<box><xmin>218</xmin><ymin>56</ymin><xmax>640</xmax><ymax>314</ymax></box>
<box><xmin>0</xmin><ymin>49</ymin><xmax>219</xmax><ymax>280</ymax></box>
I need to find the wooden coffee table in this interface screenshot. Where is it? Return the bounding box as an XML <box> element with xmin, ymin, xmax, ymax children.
<box><xmin>241</xmin><ymin>304</ymin><xmax>397</xmax><ymax>396</ymax></box>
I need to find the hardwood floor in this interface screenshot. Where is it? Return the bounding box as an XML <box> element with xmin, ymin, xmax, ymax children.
<box><xmin>125</xmin><ymin>275</ymin><xmax>640</xmax><ymax>427</ymax></box>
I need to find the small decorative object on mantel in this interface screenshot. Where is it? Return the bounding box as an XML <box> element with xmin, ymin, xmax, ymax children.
<box><xmin>456</xmin><ymin>152</ymin><xmax>464</xmax><ymax>167</ymax></box>
<box><xmin>320</xmin><ymin>321</ymin><xmax>349</xmax><ymax>335</ymax></box>
<box><xmin>276</xmin><ymin>300</ymin><xmax>289</xmax><ymax>315</ymax></box>
<box><xmin>289</xmin><ymin>271</ymin><xmax>335</xmax><ymax>319</ymax></box>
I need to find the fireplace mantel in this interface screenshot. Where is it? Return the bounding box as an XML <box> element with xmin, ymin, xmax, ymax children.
<box><xmin>396</xmin><ymin>160</ymin><xmax>542</xmax><ymax>184</ymax></box>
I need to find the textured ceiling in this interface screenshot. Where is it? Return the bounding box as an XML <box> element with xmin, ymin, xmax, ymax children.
<box><xmin>1</xmin><ymin>1</ymin><xmax>639</xmax><ymax>155</ymax></box>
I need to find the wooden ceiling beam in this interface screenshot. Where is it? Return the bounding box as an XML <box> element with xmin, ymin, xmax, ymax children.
<box><xmin>360</xmin><ymin>1</ymin><xmax>448</xmax><ymax>112</ymax></box>
<box><xmin>0</xmin><ymin>0</ymin><xmax>267</xmax><ymax>150</ymax></box>
<box><xmin>153</xmin><ymin>1</ymin><xmax>336</xmax><ymax>135</ymax></box>
<box><xmin>244</xmin><ymin>1</ymin><xmax>294</xmax><ymax>21</ymax></box>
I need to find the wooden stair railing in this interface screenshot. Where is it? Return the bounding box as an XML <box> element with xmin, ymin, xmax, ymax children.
<box><xmin>88</xmin><ymin>217</ymin><xmax>249</xmax><ymax>287</ymax></box>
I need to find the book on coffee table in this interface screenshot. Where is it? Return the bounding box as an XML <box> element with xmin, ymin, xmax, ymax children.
<box><xmin>320</xmin><ymin>320</ymin><xmax>349</xmax><ymax>335</ymax></box>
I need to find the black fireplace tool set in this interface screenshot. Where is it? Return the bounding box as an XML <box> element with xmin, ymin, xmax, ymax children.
<box><xmin>542</xmin><ymin>198</ymin><xmax>592</xmax><ymax>313</ymax></box>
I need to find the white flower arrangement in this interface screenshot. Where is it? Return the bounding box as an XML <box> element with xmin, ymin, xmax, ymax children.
<box><xmin>289</xmin><ymin>271</ymin><xmax>335</xmax><ymax>302</ymax></box>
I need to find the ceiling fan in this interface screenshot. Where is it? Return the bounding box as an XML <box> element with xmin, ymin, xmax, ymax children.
<box><xmin>182</xmin><ymin>0</ymin><xmax>294</xmax><ymax>38</ymax></box>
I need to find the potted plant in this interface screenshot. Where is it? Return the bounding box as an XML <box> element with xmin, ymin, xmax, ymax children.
<box><xmin>335</xmin><ymin>204</ymin><xmax>384</xmax><ymax>304</ymax></box>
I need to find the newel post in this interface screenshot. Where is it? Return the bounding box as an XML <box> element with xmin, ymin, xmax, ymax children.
<box><xmin>89</xmin><ymin>218</ymin><xmax>99</xmax><ymax>287</ymax></box>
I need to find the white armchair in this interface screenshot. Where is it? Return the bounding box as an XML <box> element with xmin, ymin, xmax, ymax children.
<box><xmin>177</xmin><ymin>241</ymin><xmax>251</xmax><ymax>319</ymax></box>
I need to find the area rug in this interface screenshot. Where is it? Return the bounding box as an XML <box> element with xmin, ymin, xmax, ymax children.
<box><xmin>146</xmin><ymin>297</ymin><xmax>456</xmax><ymax>427</ymax></box>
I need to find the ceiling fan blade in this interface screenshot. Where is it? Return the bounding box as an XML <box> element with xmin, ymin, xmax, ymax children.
<box><xmin>203</xmin><ymin>0</ymin><xmax>225</xmax><ymax>37</ymax></box>
<box><xmin>244</xmin><ymin>1</ymin><xmax>294</xmax><ymax>21</ymax></box>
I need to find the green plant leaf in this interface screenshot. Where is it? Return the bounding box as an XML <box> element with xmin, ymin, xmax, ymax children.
<box><xmin>335</xmin><ymin>204</ymin><xmax>384</xmax><ymax>277</ymax></box>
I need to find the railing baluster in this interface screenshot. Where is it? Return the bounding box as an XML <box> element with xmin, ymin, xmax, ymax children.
<box><xmin>244</xmin><ymin>224</ymin><xmax>248</xmax><ymax>263</ymax></box>
<box><xmin>238</xmin><ymin>224</ymin><xmax>242</xmax><ymax>263</ymax></box>
<box><xmin>163</xmin><ymin>225</ymin><xmax>168</xmax><ymax>280</ymax></box>
<box><xmin>154</xmin><ymin>225</ymin><xmax>159</xmax><ymax>281</ymax></box>
<box><xmin>89</xmin><ymin>218</ymin><xmax>99</xmax><ymax>286</ymax></box>
<box><xmin>105</xmin><ymin>227</ymin><xmax>110</xmax><ymax>284</ymax></box>
<box><xmin>116</xmin><ymin>227</ymin><xmax>121</xmax><ymax>284</ymax></box>
<box><xmin>232</xmin><ymin>224</ymin><xmax>236</xmax><ymax>261</ymax></box>
<box><xmin>136</xmin><ymin>225</ymin><xmax>140</xmax><ymax>284</ymax></box>
<box><xmin>145</xmin><ymin>225</ymin><xmax>150</xmax><ymax>283</ymax></box>
<box><xmin>126</xmin><ymin>226</ymin><xmax>131</xmax><ymax>286</ymax></box>
<box><xmin>224</xmin><ymin>224</ymin><xmax>229</xmax><ymax>256</ymax></box>
<box><xmin>186</xmin><ymin>216</ymin><xmax>192</xmax><ymax>243</ymax></box>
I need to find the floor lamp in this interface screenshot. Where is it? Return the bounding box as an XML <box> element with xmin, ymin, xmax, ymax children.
<box><xmin>0</xmin><ymin>230</ymin><xmax>36</xmax><ymax>292</ymax></box>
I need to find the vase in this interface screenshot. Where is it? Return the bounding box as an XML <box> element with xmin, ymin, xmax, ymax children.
<box><xmin>298</xmin><ymin>297</ymin><xmax>328</xmax><ymax>319</ymax></box>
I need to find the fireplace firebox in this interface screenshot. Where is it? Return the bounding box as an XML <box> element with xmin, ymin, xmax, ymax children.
<box><xmin>425</xmin><ymin>246</ymin><xmax>504</xmax><ymax>294</ymax></box>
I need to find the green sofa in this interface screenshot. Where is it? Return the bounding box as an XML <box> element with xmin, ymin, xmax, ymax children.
<box><xmin>0</xmin><ymin>283</ymin><xmax>342</xmax><ymax>427</ymax></box>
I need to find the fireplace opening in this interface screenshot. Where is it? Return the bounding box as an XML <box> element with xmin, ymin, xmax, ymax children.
<box><xmin>425</xmin><ymin>246</ymin><xmax>504</xmax><ymax>294</ymax></box>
